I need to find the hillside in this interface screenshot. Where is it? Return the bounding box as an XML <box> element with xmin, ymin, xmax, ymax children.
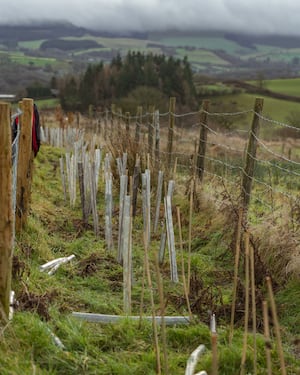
<box><xmin>2</xmin><ymin>23</ymin><xmax>300</xmax><ymax>95</ymax></box>
<box><xmin>1</xmin><ymin>103</ymin><xmax>300</xmax><ymax>373</ymax></box>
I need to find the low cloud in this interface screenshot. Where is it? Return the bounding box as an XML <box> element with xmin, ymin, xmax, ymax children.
<box><xmin>1</xmin><ymin>0</ymin><xmax>300</xmax><ymax>35</ymax></box>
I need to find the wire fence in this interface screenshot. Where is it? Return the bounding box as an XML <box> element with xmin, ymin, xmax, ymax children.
<box><xmin>39</xmin><ymin>98</ymin><xmax>300</xmax><ymax>231</ymax></box>
<box><xmin>113</xmin><ymin>102</ymin><xmax>299</xmax><ymax>222</ymax></box>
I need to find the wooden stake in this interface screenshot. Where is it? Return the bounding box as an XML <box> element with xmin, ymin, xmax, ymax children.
<box><xmin>0</xmin><ymin>101</ymin><xmax>13</xmax><ymax>319</ymax></box>
<box><xmin>187</xmin><ymin>179</ymin><xmax>194</xmax><ymax>294</ymax></box>
<box><xmin>143</xmin><ymin>220</ymin><xmax>161</xmax><ymax>374</ymax></box>
<box><xmin>16</xmin><ymin>98</ymin><xmax>34</xmax><ymax>233</ymax></box>
<box><xmin>266</xmin><ymin>276</ymin><xmax>287</xmax><ymax>375</ymax></box>
<box><xmin>155</xmin><ymin>255</ymin><xmax>169</xmax><ymax>375</ymax></box>
<box><xmin>250</xmin><ymin>244</ymin><xmax>257</xmax><ymax>375</ymax></box>
<box><xmin>262</xmin><ymin>301</ymin><xmax>272</xmax><ymax>375</ymax></box>
<box><xmin>241</xmin><ymin>98</ymin><xmax>264</xmax><ymax>210</ymax></box>
<box><xmin>197</xmin><ymin>100</ymin><xmax>210</xmax><ymax>181</ymax></box>
<box><xmin>229</xmin><ymin>207</ymin><xmax>243</xmax><ymax>345</ymax></box>
<box><xmin>240</xmin><ymin>232</ymin><xmax>250</xmax><ymax>375</ymax></box>
<box><xmin>167</xmin><ymin>97</ymin><xmax>176</xmax><ymax>170</ymax></box>
<box><xmin>176</xmin><ymin>207</ymin><xmax>193</xmax><ymax>321</ymax></box>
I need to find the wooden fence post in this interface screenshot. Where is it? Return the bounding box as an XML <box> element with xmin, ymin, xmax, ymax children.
<box><xmin>148</xmin><ymin>106</ymin><xmax>154</xmax><ymax>157</ymax></box>
<box><xmin>0</xmin><ymin>101</ymin><xmax>13</xmax><ymax>319</ymax></box>
<box><xmin>132</xmin><ymin>156</ymin><xmax>141</xmax><ymax>218</ymax></box>
<box><xmin>167</xmin><ymin>97</ymin><xmax>176</xmax><ymax>170</ymax></box>
<box><xmin>104</xmin><ymin>108</ymin><xmax>108</xmax><ymax>140</ymax></box>
<box><xmin>125</xmin><ymin>111</ymin><xmax>130</xmax><ymax>137</ymax></box>
<box><xmin>135</xmin><ymin>106</ymin><xmax>142</xmax><ymax>144</ymax></box>
<box><xmin>111</xmin><ymin>104</ymin><xmax>116</xmax><ymax>137</ymax></box>
<box><xmin>154</xmin><ymin>110</ymin><xmax>160</xmax><ymax>169</ymax></box>
<box><xmin>241</xmin><ymin>98</ymin><xmax>264</xmax><ymax>210</ymax></box>
<box><xmin>197</xmin><ymin>100</ymin><xmax>210</xmax><ymax>182</ymax></box>
<box><xmin>16</xmin><ymin>98</ymin><xmax>34</xmax><ymax>233</ymax></box>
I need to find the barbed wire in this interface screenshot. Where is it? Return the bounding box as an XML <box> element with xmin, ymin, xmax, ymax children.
<box><xmin>252</xmin><ymin>132</ymin><xmax>300</xmax><ymax>166</ymax></box>
<box><xmin>43</xmin><ymin>101</ymin><xmax>300</xmax><ymax>219</ymax></box>
<box><xmin>255</xmin><ymin>112</ymin><xmax>300</xmax><ymax>131</ymax></box>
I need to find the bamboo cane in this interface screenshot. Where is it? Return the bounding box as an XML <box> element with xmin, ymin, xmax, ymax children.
<box><xmin>250</xmin><ymin>244</ymin><xmax>257</xmax><ymax>375</ymax></box>
<box><xmin>176</xmin><ymin>207</ymin><xmax>193</xmax><ymax>321</ymax></box>
<box><xmin>266</xmin><ymin>276</ymin><xmax>287</xmax><ymax>375</ymax></box>
<box><xmin>143</xmin><ymin>226</ymin><xmax>161</xmax><ymax>374</ymax></box>
<box><xmin>155</xmin><ymin>255</ymin><xmax>169</xmax><ymax>375</ymax></box>
<box><xmin>240</xmin><ymin>232</ymin><xmax>250</xmax><ymax>375</ymax></box>
<box><xmin>229</xmin><ymin>207</ymin><xmax>243</xmax><ymax>345</ymax></box>
<box><xmin>187</xmin><ymin>179</ymin><xmax>194</xmax><ymax>295</ymax></box>
<box><xmin>262</xmin><ymin>301</ymin><xmax>272</xmax><ymax>375</ymax></box>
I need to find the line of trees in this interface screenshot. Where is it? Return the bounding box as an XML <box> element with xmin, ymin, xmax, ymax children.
<box><xmin>58</xmin><ymin>51</ymin><xmax>198</xmax><ymax>113</ymax></box>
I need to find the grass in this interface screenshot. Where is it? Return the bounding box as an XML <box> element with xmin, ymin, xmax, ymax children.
<box><xmin>35</xmin><ymin>98</ymin><xmax>60</xmax><ymax>109</ymax></box>
<box><xmin>150</xmin><ymin>34</ymin><xmax>248</xmax><ymax>54</ymax></box>
<box><xmin>263</xmin><ymin>78</ymin><xmax>300</xmax><ymax>97</ymax></box>
<box><xmin>18</xmin><ymin>40</ymin><xmax>46</xmax><ymax>49</ymax></box>
<box><xmin>1</xmin><ymin>129</ymin><xmax>299</xmax><ymax>374</ymax></box>
<box><xmin>210</xmin><ymin>91</ymin><xmax>300</xmax><ymax>126</ymax></box>
<box><xmin>175</xmin><ymin>48</ymin><xmax>230</xmax><ymax>66</ymax></box>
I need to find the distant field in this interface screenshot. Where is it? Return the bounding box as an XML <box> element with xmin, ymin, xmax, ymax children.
<box><xmin>263</xmin><ymin>78</ymin><xmax>300</xmax><ymax>97</ymax></box>
<box><xmin>35</xmin><ymin>98</ymin><xmax>59</xmax><ymax>109</ymax></box>
<box><xmin>175</xmin><ymin>48</ymin><xmax>230</xmax><ymax>65</ymax></box>
<box><xmin>0</xmin><ymin>50</ymin><xmax>58</xmax><ymax>67</ymax></box>
<box><xmin>211</xmin><ymin>92</ymin><xmax>300</xmax><ymax>125</ymax></box>
<box><xmin>18</xmin><ymin>40</ymin><xmax>46</xmax><ymax>49</ymax></box>
<box><xmin>63</xmin><ymin>35</ymin><xmax>151</xmax><ymax>49</ymax></box>
<box><xmin>149</xmin><ymin>34</ymin><xmax>250</xmax><ymax>54</ymax></box>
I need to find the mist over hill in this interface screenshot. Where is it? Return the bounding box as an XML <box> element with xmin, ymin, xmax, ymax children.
<box><xmin>1</xmin><ymin>22</ymin><xmax>300</xmax><ymax>48</ymax></box>
<box><xmin>1</xmin><ymin>22</ymin><xmax>300</xmax><ymax>96</ymax></box>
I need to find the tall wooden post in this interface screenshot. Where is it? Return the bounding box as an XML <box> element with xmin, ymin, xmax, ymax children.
<box><xmin>0</xmin><ymin>101</ymin><xmax>13</xmax><ymax>319</ymax></box>
<box><xmin>135</xmin><ymin>106</ymin><xmax>142</xmax><ymax>144</ymax></box>
<box><xmin>154</xmin><ymin>110</ymin><xmax>160</xmax><ymax>169</ymax></box>
<box><xmin>167</xmin><ymin>97</ymin><xmax>176</xmax><ymax>170</ymax></box>
<box><xmin>241</xmin><ymin>98</ymin><xmax>264</xmax><ymax>210</ymax></box>
<box><xmin>196</xmin><ymin>100</ymin><xmax>210</xmax><ymax>181</ymax></box>
<box><xmin>148</xmin><ymin>106</ymin><xmax>154</xmax><ymax>157</ymax></box>
<box><xmin>125</xmin><ymin>112</ymin><xmax>130</xmax><ymax>137</ymax></box>
<box><xmin>15</xmin><ymin>98</ymin><xmax>34</xmax><ymax>233</ymax></box>
<box><xmin>111</xmin><ymin>104</ymin><xmax>116</xmax><ymax>137</ymax></box>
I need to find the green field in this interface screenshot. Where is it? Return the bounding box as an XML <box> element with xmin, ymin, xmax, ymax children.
<box><xmin>149</xmin><ymin>34</ymin><xmax>249</xmax><ymax>54</ymax></box>
<box><xmin>63</xmin><ymin>35</ymin><xmax>152</xmax><ymax>49</ymax></box>
<box><xmin>18</xmin><ymin>40</ymin><xmax>46</xmax><ymax>49</ymax></box>
<box><xmin>176</xmin><ymin>48</ymin><xmax>230</xmax><ymax>65</ymax></box>
<box><xmin>263</xmin><ymin>78</ymin><xmax>300</xmax><ymax>97</ymax></box>
<box><xmin>209</xmin><ymin>91</ymin><xmax>300</xmax><ymax>135</ymax></box>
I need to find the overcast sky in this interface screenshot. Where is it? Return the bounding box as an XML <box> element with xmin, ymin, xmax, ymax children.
<box><xmin>1</xmin><ymin>0</ymin><xmax>300</xmax><ymax>35</ymax></box>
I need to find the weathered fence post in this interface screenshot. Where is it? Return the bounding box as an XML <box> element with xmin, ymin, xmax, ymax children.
<box><xmin>125</xmin><ymin>111</ymin><xmax>130</xmax><ymax>137</ymax></box>
<box><xmin>142</xmin><ymin>170</ymin><xmax>151</xmax><ymax>246</ymax></box>
<box><xmin>241</xmin><ymin>98</ymin><xmax>264</xmax><ymax>210</ymax></box>
<box><xmin>111</xmin><ymin>104</ymin><xmax>116</xmax><ymax>137</ymax></box>
<box><xmin>148</xmin><ymin>106</ymin><xmax>154</xmax><ymax>157</ymax></box>
<box><xmin>104</xmin><ymin>108</ymin><xmax>108</xmax><ymax>140</ymax></box>
<box><xmin>118</xmin><ymin>174</ymin><xmax>128</xmax><ymax>263</ymax></box>
<box><xmin>132</xmin><ymin>156</ymin><xmax>141</xmax><ymax>218</ymax></box>
<box><xmin>16</xmin><ymin>98</ymin><xmax>34</xmax><ymax>233</ymax></box>
<box><xmin>78</xmin><ymin>161</ymin><xmax>88</xmax><ymax>226</ymax></box>
<box><xmin>154</xmin><ymin>110</ymin><xmax>160</xmax><ymax>169</ymax></box>
<box><xmin>0</xmin><ymin>101</ymin><xmax>13</xmax><ymax>319</ymax></box>
<box><xmin>135</xmin><ymin>106</ymin><xmax>142</xmax><ymax>144</ymax></box>
<box><xmin>105</xmin><ymin>175</ymin><xmax>113</xmax><ymax>251</ymax></box>
<box><xmin>167</xmin><ymin>97</ymin><xmax>176</xmax><ymax>170</ymax></box>
<box><xmin>197</xmin><ymin>100</ymin><xmax>210</xmax><ymax>182</ymax></box>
